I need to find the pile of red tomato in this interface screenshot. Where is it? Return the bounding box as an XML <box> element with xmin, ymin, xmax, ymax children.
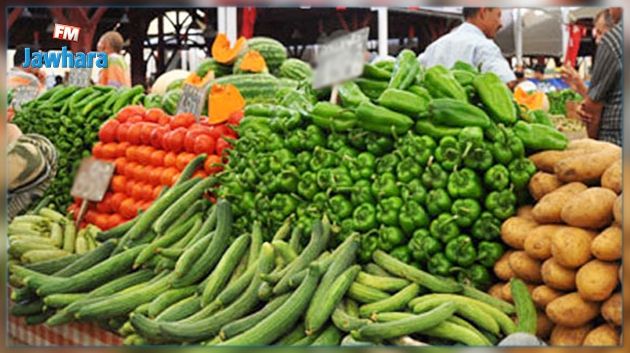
<box><xmin>69</xmin><ymin>105</ymin><xmax>241</xmax><ymax>230</ymax></box>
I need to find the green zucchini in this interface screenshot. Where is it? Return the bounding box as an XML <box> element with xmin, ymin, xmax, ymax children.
<box><xmin>411</xmin><ymin>296</ymin><xmax>500</xmax><ymax>335</ymax></box>
<box><xmin>155</xmin><ymin>295</ymin><xmax>201</xmax><ymax>322</ymax></box>
<box><xmin>156</xmin><ymin>248</ymin><xmax>184</xmax><ymax>259</ymax></box>
<box><xmin>359</xmin><ymin>283</ymin><xmax>420</xmax><ymax>318</ymax></box>
<box><xmin>219</xmin><ymin>293</ymin><xmax>291</xmax><ymax>340</ymax></box>
<box><xmin>371</xmin><ymin>311</ymin><xmax>414</xmax><ymax>322</ymax></box>
<box><xmin>153</xmin><ymin>177</ymin><xmax>215</xmax><ymax>234</ymax></box>
<box><xmin>363</xmin><ymin>263</ymin><xmax>391</xmax><ymax>277</ymax></box>
<box><xmin>311</xmin><ymin>325</ymin><xmax>342</xmax><ymax>346</ymax></box>
<box><xmin>287</xmin><ymin>251</ymin><xmax>332</xmax><ymax>289</ymax></box>
<box><xmin>218</xmin><ymin>266</ymin><xmax>321</xmax><ymax>346</ymax></box>
<box><xmin>331</xmin><ymin>303</ymin><xmax>371</xmax><ymax>332</ymax></box>
<box><xmin>24</xmin><ymin>254</ymin><xmax>81</xmax><ymax>275</ymax></box>
<box><xmin>201</xmin><ymin>233</ymin><xmax>250</xmax><ymax>306</ymax></box>
<box><xmin>272</xmin><ymin>240</ymin><xmax>298</xmax><ymax>262</ymax></box>
<box><xmin>275</xmin><ymin>323</ymin><xmax>307</xmax><ymax>345</ymax></box>
<box><xmin>148</xmin><ymin>286</ymin><xmax>198</xmax><ymax>318</ymax></box>
<box><xmin>357</xmin><ymin>302</ymin><xmax>456</xmax><ymax>340</ymax></box>
<box><xmin>10</xmin><ymin>299</ymin><xmax>44</xmax><ymax>316</ymax></box>
<box><xmin>356</xmin><ymin>271</ymin><xmax>410</xmax><ymax>292</ymax></box>
<box><xmin>347</xmin><ymin>282</ymin><xmax>390</xmax><ymax>303</ymax></box>
<box><xmin>247</xmin><ymin>222</ymin><xmax>264</xmax><ymax>269</ymax></box>
<box><xmin>462</xmin><ymin>284</ymin><xmax>514</xmax><ymax>314</ymax></box>
<box><xmin>421</xmin><ymin>320</ymin><xmax>492</xmax><ymax>346</ymax></box>
<box><xmin>96</xmin><ymin>218</ymin><xmax>136</xmax><ymax>241</ymax></box>
<box><xmin>43</xmin><ymin>293</ymin><xmax>87</xmax><ymax>308</ymax></box>
<box><xmin>172</xmin><ymin>233</ymin><xmax>213</xmax><ymax>279</ymax></box>
<box><xmin>511</xmin><ymin>278</ymin><xmax>537</xmax><ymax>334</ymax></box>
<box><xmin>288</xmin><ymin>225</ymin><xmax>302</xmax><ymax>253</ymax></box>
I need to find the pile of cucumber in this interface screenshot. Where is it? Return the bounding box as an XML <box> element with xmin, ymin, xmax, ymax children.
<box><xmin>8</xmin><ymin>186</ymin><xmax>528</xmax><ymax>346</ymax></box>
<box><xmin>7</xmin><ymin>206</ymin><xmax>100</xmax><ymax>270</ymax></box>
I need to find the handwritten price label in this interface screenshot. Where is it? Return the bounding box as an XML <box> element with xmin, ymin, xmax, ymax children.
<box><xmin>313</xmin><ymin>27</ymin><xmax>370</xmax><ymax>89</ymax></box>
<box><xmin>70</xmin><ymin>158</ymin><xmax>115</xmax><ymax>202</ymax></box>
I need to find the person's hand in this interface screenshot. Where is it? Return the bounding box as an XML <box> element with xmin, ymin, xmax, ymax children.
<box><xmin>560</xmin><ymin>65</ymin><xmax>580</xmax><ymax>88</ymax></box>
<box><xmin>577</xmin><ymin>102</ymin><xmax>602</xmax><ymax>124</ymax></box>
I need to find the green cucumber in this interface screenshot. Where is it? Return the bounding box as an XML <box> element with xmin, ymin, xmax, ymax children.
<box><xmin>421</xmin><ymin>320</ymin><xmax>492</xmax><ymax>346</ymax></box>
<box><xmin>272</xmin><ymin>240</ymin><xmax>298</xmax><ymax>262</ymax></box>
<box><xmin>155</xmin><ymin>295</ymin><xmax>201</xmax><ymax>322</ymax></box>
<box><xmin>148</xmin><ymin>286</ymin><xmax>198</xmax><ymax>318</ymax></box>
<box><xmin>363</xmin><ymin>263</ymin><xmax>390</xmax><ymax>277</ymax></box>
<box><xmin>247</xmin><ymin>222</ymin><xmax>263</xmax><ymax>269</ymax></box>
<box><xmin>156</xmin><ymin>248</ymin><xmax>183</xmax><ymax>259</ymax></box>
<box><xmin>288</xmin><ymin>226</ymin><xmax>302</xmax><ymax>253</ymax></box>
<box><xmin>331</xmin><ymin>303</ymin><xmax>371</xmax><ymax>332</ymax></box>
<box><xmin>287</xmin><ymin>251</ymin><xmax>332</xmax><ymax>289</ymax></box>
<box><xmin>10</xmin><ymin>300</ymin><xmax>44</xmax><ymax>316</ymax></box>
<box><xmin>24</xmin><ymin>254</ymin><xmax>81</xmax><ymax>274</ymax></box>
<box><xmin>43</xmin><ymin>293</ymin><xmax>86</xmax><ymax>308</ymax></box>
<box><xmin>311</xmin><ymin>325</ymin><xmax>342</xmax><ymax>346</ymax></box>
<box><xmin>275</xmin><ymin>323</ymin><xmax>306</xmax><ymax>345</ymax></box>
<box><xmin>511</xmin><ymin>278</ymin><xmax>537</xmax><ymax>334</ymax></box>
<box><xmin>356</xmin><ymin>272</ymin><xmax>410</xmax><ymax>292</ymax></box>
<box><xmin>347</xmin><ymin>282</ymin><xmax>390</xmax><ymax>303</ymax></box>
<box><xmin>359</xmin><ymin>283</ymin><xmax>420</xmax><ymax>318</ymax></box>
<box><xmin>172</xmin><ymin>233</ymin><xmax>213</xmax><ymax>279</ymax></box>
<box><xmin>371</xmin><ymin>311</ymin><xmax>414</xmax><ymax>322</ymax></box>
<box><xmin>372</xmin><ymin>250</ymin><xmax>462</xmax><ymax>293</ymax></box>
<box><xmin>152</xmin><ymin>177</ymin><xmax>213</xmax><ymax>234</ymax></box>
<box><xmin>219</xmin><ymin>293</ymin><xmax>291</xmax><ymax>340</ymax></box>
<box><xmin>218</xmin><ymin>266</ymin><xmax>321</xmax><ymax>346</ymax></box>
<box><xmin>357</xmin><ymin>302</ymin><xmax>456</xmax><ymax>340</ymax></box>
<box><xmin>201</xmin><ymin>233</ymin><xmax>250</xmax><ymax>306</ymax></box>
<box><xmin>411</xmin><ymin>296</ymin><xmax>500</xmax><ymax>335</ymax></box>
<box><xmin>173</xmin><ymin>154</ymin><xmax>208</xmax><ymax>187</ymax></box>
<box><xmin>462</xmin><ymin>284</ymin><xmax>514</xmax><ymax>314</ymax></box>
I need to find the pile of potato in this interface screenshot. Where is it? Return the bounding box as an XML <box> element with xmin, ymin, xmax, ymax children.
<box><xmin>489</xmin><ymin>139</ymin><xmax>622</xmax><ymax>346</ymax></box>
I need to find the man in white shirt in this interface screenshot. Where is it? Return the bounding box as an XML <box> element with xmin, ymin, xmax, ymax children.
<box><xmin>419</xmin><ymin>8</ymin><xmax>516</xmax><ymax>85</ymax></box>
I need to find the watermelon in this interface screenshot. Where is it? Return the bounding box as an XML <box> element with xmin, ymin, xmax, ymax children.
<box><xmin>246</xmin><ymin>37</ymin><xmax>287</xmax><ymax>73</ymax></box>
<box><xmin>161</xmin><ymin>88</ymin><xmax>182</xmax><ymax>115</ymax></box>
<box><xmin>279</xmin><ymin>58</ymin><xmax>312</xmax><ymax>82</ymax></box>
<box><xmin>211</xmin><ymin>74</ymin><xmax>282</xmax><ymax>104</ymax></box>
<box><xmin>196</xmin><ymin>58</ymin><xmax>232</xmax><ymax>78</ymax></box>
<box><xmin>166</xmin><ymin>79</ymin><xmax>184</xmax><ymax>92</ymax></box>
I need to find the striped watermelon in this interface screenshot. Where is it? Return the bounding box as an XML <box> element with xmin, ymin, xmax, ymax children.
<box><xmin>279</xmin><ymin>59</ymin><xmax>312</xmax><ymax>82</ymax></box>
<box><xmin>246</xmin><ymin>37</ymin><xmax>287</xmax><ymax>73</ymax></box>
<box><xmin>196</xmin><ymin>58</ymin><xmax>232</xmax><ymax>78</ymax></box>
<box><xmin>211</xmin><ymin>74</ymin><xmax>282</xmax><ymax>104</ymax></box>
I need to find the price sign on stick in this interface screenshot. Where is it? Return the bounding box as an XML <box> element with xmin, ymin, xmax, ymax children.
<box><xmin>11</xmin><ymin>84</ymin><xmax>39</xmax><ymax>109</ymax></box>
<box><xmin>68</xmin><ymin>68</ymin><xmax>92</xmax><ymax>87</ymax></box>
<box><xmin>177</xmin><ymin>71</ymin><xmax>215</xmax><ymax>122</ymax></box>
<box><xmin>71</xmin><ymin>157</ymin><xmax>115</xmax><ymax>226</ymax></box>
<box><xmin>312</xmin><ymin>27</ymin><xmax>370</xmax><ymax>90</ymax></box>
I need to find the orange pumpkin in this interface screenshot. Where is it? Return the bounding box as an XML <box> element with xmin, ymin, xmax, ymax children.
<box><xmin>184</xmin><ymin>71</ymin><xmax>214</xmax><ymax>87</ymax></box>
<box><xmin>211</xmin><ymin>33</ymin><xmax>247</xmax><ymax>65</ymax></box>
<box><xmin>239</xmin><ymin>50</ymin><xmax>268</xmax><ymax>73</ymax></box>
<box><xmin>208</xmin><ymin>84</ymin><xmax>245</xmax><ymax>125</ymax></box>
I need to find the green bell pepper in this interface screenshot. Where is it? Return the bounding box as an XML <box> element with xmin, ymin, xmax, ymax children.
<box><xmin>484</xmin><ymin>164</ymin><xmax>511</xmax><ymax>191</ymax></box>
<box><xmin>508</xmin><ymin>157</ymin><xmax>537</xmax><ymax>189</ymax></box>
<box><xmin>390</xmin><ymin>245</ymin><xmax>412</xmax><ymax>264</ymax></box>
<box><xmin>310</xmin><ymin>147</ymin><xmax>339</xmax><ymax>170</ymax></box>
<box><xmin>485</xmin><ymin>190</ymin><xmax>517</xmax><ymax>220</ymax></box>
<box><xmin>379</xmin><ymin>226</ymin><xmax>406</xmax><ymax>252</ymax></box>
<box><xmin>398</xmin><ymin>201</ymin><xmax>429</xmax><ymax>235</ymax></box>
<box><xmin>513</xmin><ymin>121</ymin><xmax>568</xmax><ymax>151</ymax></box>
<box><xmin>477</xmin><ymin>241</ymin><xmax>505</xmax><ymax>268</ymax></box>
<box><xmin>526</xmin><ymin>109</ymin><xmax>554</xmax><ymax>127</ymax></box>
<box><xmin>329</xmin><ymin>194</ymin><xmax>354</xmax><ymax>222</ymax></box>
<box><xmin>463</xmin><ymin>143</ymin><xmax>494</xmax><ymax>171</ymax></box>
<box><xmin>457</xmin><ymin>264</ymin><xmax>492</xmax><ymax>289</ymax></box>
<box><xmin>400</xmin><ymin>179</ymin><xmax>428</xmax><ymax>205</ymax></box>
<box><xmin>349</xmin><ymin>180</ymin><xmax>375</xmax><ymax>206</ymax></box>
<box><xmin>427</xmin><ymin>253</ymin><xmax>454</xmax><ymax>277</ymax></box>
<box><xmin>445</xmin><ymin>235</ymin><xmax>477</xmax><ymax>267</ymax></box>
<box><xmin>398</xmin><ymin>134</ymin><xmax>436</xmax><ymax>166</ymax></box>
<box><xmin>408</xmin><ymin>229</ymin><xmax>442</xmax><ymax>262</ymax></box>
<box><xmin>471</xmin><ymin>212</ymin><xmax>502</xmax><ymax>241</ymax></box>
<box><xmin>353</xmin><ymin>203</ymin><xmax>377</xmax><ymax>232</ymax></box>
<box><xmin>377</xmin><ymin>196</ymin><xmax>404</xmax><ymax>226</ymax></box>
<box><xmin>422</xmin><ymin>162</ymin><xmax>449</xmax><ymax>190</ymax></box>
<box><xmin>396</xmin><ymin>157</ymin><xmax>422</xmax><ymax>183</ymax></box>
<box><xmin>426</xmin><ymin>189</ymin><xmax>452</xmax><ymax>217</ymax></box>
<box><xmin>434</xmin><ymin>136</ymin><xmax>461</xmax><ymax>171</ymax></box>
<box><xmin>348</xmin><ymin>152</ymin><xmax>376</xmax><ymax>181</ymax></box>
<box><xmin>451</xmin><ymin>198</ymin><xmax>482</xmax><ymax>228</ymax></box>
<box><xmin>429</xmin><ymin>213</ymin><xmax>460</xmax><ymax>243</ymax></box>
<box><xmin>360</xmin><ymin>230</ymin><xmax>380</xmax><ymax>263</ymax></box>
<box><xmin>447</xmin><ymin>168</ymin><xmax>483</xmax><ymax>199</ymax></box>
<box><xmin>376</xmin><ymin>153</ymin><xmax>401</xmax><ymax>174</ymax></box>
<box><xmin>304</xmin><ymin>125</ymin><xmax>326</xmax><ymax>150</ymax></box>
<box><xmin>371</xmin><ymin>173</ymin><xmax>400</xmax><ymax>199</ymax></box>
<box><xmin>415</xmin><ymin>120</ymin><xmax>462</xmax><ymax>139</ymax></box>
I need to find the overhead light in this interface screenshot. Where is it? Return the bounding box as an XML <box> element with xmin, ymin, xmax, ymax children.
<box><xmin>120</xmin><ymin>13</ymin><xmax>129</xmax><ymax>24</ymax></box>
<box><xmin>22</xmin><ymin>8</ymin><xmax>33</xmax><ymax>18</ymax></box>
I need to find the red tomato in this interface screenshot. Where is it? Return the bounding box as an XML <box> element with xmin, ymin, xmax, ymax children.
<box><xmin>111</xmin><ymin>175</ymin><xmax>127</xmax><ymax>193</ymax></box>
<box><xmin>84</xmin><ymin>210</ymin><xmax>97</xmax><ymax>224</ymax></box>
<box><xmin>158</xmin><ymin>114</ymin><xmax>172</xmax><ymax>126</ymax></box>
<box><xmin>124</xmin><ymin>162</ymin><xmax>139</xmax><ymax>179</ymax></box>
<box><xmin>114</xmin><ymin>157</ymin><xmax>127</xmax><ymax>174</ymax></box>
<box><xmin>99</xmin><ymin>119</ymin><xmax>120</xmax><ymax>143</ymax></box>
<box><xmin>117</xmin><ymin>105</ymin><xmax>145</xmax><ymax>122</ymax></box>
<box><xmin>152</xmin><ymin>185</ymin><xmax>164</xmax><ymax>199</ymax></box>
<box><xmin>96</xmin><ymin>193</ymin><xmax>112</xmax><ymax>213</ymax></box>
<box><xmin>204</xmin><ymin>155</ymin><xmax>223</xmax><ymax>174</ymax></box>
<box><xmin>93</xmin><ymin>213</ymin><xmax>109</xmax><ymax>230</ymax></box>
<box><xmin>125</xmin><ymin>145</ymin><xmax>138</xmax><ymax>162</ymax></box>
<box><xmin>175</xmin><ymin>152</ymin><xmax>196</xmax><ymax>171</ymax></box>
<box><xmin>189</xmin><ymin>124</ymin><xmax>214</xmax><ymax>134</ymax></box>
<box><xmin>110</xmin><ymin>192</ymin><xmax>127</xmax><ymax>212</ymax></box>
<box><xmin>120</xmin><ymin>198</ymin><xmax>138</xmax><ymax>219</ymax></box>
<box><xmin>109</xmin><ymin>214</ymin><xmax>124</xmax><ymax>229</ymax></box>
<box><xmin>116</xmin><ymin>142</ymin><xmax>131</xmax><ymax>158</ymax></box>
<box><xmin>149</xmin><ymin>167</ymin><xmax>164</xmax><ymax>186</ymax></box>
<box><xmin>210</xmin><ymin>124</ymin><xmax>237</xmax><ymax>140</ymax></box>
<box><xmin>132</xmin><ymin>183</ymin><xmax>145</xmax><ymax>200</ymax></box>
<box><xmin>127</xmin><ymin>123</ymin><xmax>144</xmax><ymax>145</ymax></box>
<box><xmin>183</xmin><ymin>130</ymin><xmax>204</xmax><ymax>153</ymax></box>
<box><xmin>150</xmin><ymin>150</ymin><xmax>166</xmax><ymax>167</ymax></box>
<box><xmin>140</xmin><ymin>123</ymin><xmax>158</xmax><ymax>145</ymax></box>
<box><xmin>150</xmin><ymin>126</ymin><xmax>170</xmax><ymax>149</ymax></box>
<box><xmin>215</xmin><ymin>138</ymin><xmax>231</xmax><ymax>157</ymax></box>
<box><xmin>171</xmin><ymin>172</ymin><xmax>182</xmax><ymax>185</ymax></box>
<box><xmin>137</xmin><ymin>146</ymin><xmax>155</xmax><ymax>166</ymax></box>
<box><xmin>170</xmin><ymin>113</ymin><xmax>196</xmax><ymax>129</ymax></box>
<box><xmin>193</xmin><ymin>134</ymin><xmax>216</xmax><ymax>155</ymax></box>
<box><xmin>127</xmin><ymin>114</ymin><xmax>144</xmax><ymax>124</ymax></box>
<box><xmin>125</xmin><ymin>180</ymin><xmax>137</xmax><ymax>196</ymax></box>
<box><xmin>163</xmin><ymin>127</ymin><xmax>187</xmax><ymax>152</ymax></box>
<box><xmin>102</xmin><ymin>143</ymin><xmax>119</xmax><ymax>159</ymax></box>
<box><xmin>161</xmin><ymin>168</ymin><xmax>179</xmax><ymax>186</ymax></box>
<box><xmin>163</xmin><ymin>152</ymin><xmax>178</xmax><ymax>168</ymax></box>
<box><xmin>92</xmin><ymin>142</ymin><xmax>104</xmax><ymax>159</ymax></box>
<box><xmin>226</xmin><ymin>110</ymin><xmax>244</xmax><ymax>126</ymax></box>
<box><xmin>116</xmin><ymin>122</ymin><xmax>132</xmax><ymax>142</ymax></box>
<box><xmin>192</xmin><ymin>170</ymin><xmax>208</xmax><ymax>179</ymax></box>
<box><xmin>133</xmin><ymin>164</ymin><xmax>146</xmax><ymax>182</ymax></box>
<box><xmin>144</xmin><ymin>108</ymin><xmax>166</xmax><ymax>123</ymax></box>
<box><xmin>141</xmin><ymin>183</ymin><xmax>154</xmax><ymax>200</ymax></box>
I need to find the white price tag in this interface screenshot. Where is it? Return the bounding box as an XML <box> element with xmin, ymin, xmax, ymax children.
<box><xmin>313</xmin><ymin>27</ymin><xmax>370</xmax><ymax>89</ymax></box>
<box><xmin>71</xmin><ymin>158</ymin><xmax>115</xmax><ymax>202</ymax></box>
<box><xmin>177</xmin><ymin>83</ymin><xmax>210</xmax><ymax>121</ymax></box>
<box><xmin>68</xmin><ymin>68</ymin><xmax>92</xmax><ymax>87</ymax></box>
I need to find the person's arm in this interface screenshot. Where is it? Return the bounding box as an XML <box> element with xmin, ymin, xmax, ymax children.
<box><xmin>98</xmin><ymin>67</ymin><xmax>109</xmax><ymax>86</ymax></box>
<box><xmin>476</xmin><ymin>42</ymin><xmax>516</xmax><ymax>83</ymax></box>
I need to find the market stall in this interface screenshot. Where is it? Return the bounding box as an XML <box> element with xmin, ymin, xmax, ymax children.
<box><xmin>5</xmin><ymin>5</ymin><xmax>622</xmax><ymax>348</ymax></box>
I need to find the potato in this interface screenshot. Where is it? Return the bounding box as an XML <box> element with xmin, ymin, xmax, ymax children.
<box><xmin>529</xmin><ymin>172</ymin><xmax>562</xmax><ymax>201</ymax></box>
<box><xmin>550</xmin><ymin>324</ymin><xmax>592</xmax><ymax>345</ymax></box>
<box><xmin>612</xmin><ymin>195</ymin><xmax>621</xmax><ymax>225</ymax></box>
<box><xmin>536</xmin><ymin>310</ymin><xmax>554</xmax><ymax>339</ymax></box>
<box><xmin>554</xmin><ymin>148</ymin><xmax>621</xmax><ymax>183</ymax></box>
<box><xmin>516</xmin><ymin>205</ymin><xmax>535</xmax><ymax>221</ymax></box>
<box><xmin>583</xmin><ymin>324</ymin><xmax>619</xmax><ymax>346</ymax></box>
<box><xmin>532</xmin><ymin>285</ymin><xmax>564</xmax><ymax>309</ymax></box>
<box><xmin>494</xmin><ymin>250</ymin><xmax>516</xmax><ymax>281</ymax></box>
<box><xmin>601</xmin><ymin>292</ymin><xmax>621</xmax><ymax>326</ymax></box>
<box><xmin>524</xmin><ymin>225</ymin><xmax>565</xmax><ymax>260</ymax></box>
<box><xmin>561</xmin><ymin>187</ymin><xmax>617</xmax><ymax>229</ymax></box>
<box><xmin>575</xmin><ymin>260</ymin><xmax>619</xmax><ymax>301</ymax></box>
<box><xmin>591</xmin><ymin>226</ymin><xmax>621</xmax><ymax>261</ymax></box>
<box><xmin>501</xmin><ymin>281</ymin><xmax>536</xmax><ymax>303</ymax></box>
<box><xmin>567</xmin><ymin>138</ymin><xmax>620</xmax><ymax>151</ymax></box>
<box><xmin>532</xmin><ymin>182</ymin><xmax>588</xmax><ymax>224</ymax></box>
<box><xmin>601</xmin><ymin>161</ymin><xmax>621</xmax><ymax>194</ymax></box>
<box><xmin>529</xmin><ymin>149</ymin><xmax>587</xmax><ymax>173</ymax></box>
<box><xmin>546</xmin><ymin>292</ymin><xmax>600</xmax><ymax>327</ymax></box>
<box><xmin>501</xmin><ymin>217</ymin><xmax>538</xmax><ymax>249</ymax></box>
<box><xmin>541</xmin><ymin>258</ymin><xmax>576</xmax><ymax>291</ymax></box>
<box><xmin>551</xmin><ymin>227</ymin><xmax>596</xmax><ymax>268</ymax></box>
<box><xmin>488</xmin><ymin>283</ymin><xmax>505</xmax><ymax>300</ymax></box>
<box><xmin>509</xmin><ymin>251</ymin><xmax>542</xmax><ymax>283</ymax></box>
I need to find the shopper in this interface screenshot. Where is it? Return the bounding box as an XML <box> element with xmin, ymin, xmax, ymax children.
<box><xmin>8</xmin><ymin>44</ymin><xmax>45</xmax><ymax>95</ymax></box>
<box><xmin>570</xmin><ymin>10</ymin><xmax>622</xmax><ymax>145</ymax></box>
<box><xmin>7</xmin><ymin>123</ymin><xmax>58</xmax><ymax>220</ymax></box>
<box><xmin>96</xmin><ymin>31</ymin><xmax>131</xmax><ymax>87</ymax></box>
<box><xmin>418</xmin><ymin>7</ymin><xmax>516</xmax><ymax>85</ymax></box>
